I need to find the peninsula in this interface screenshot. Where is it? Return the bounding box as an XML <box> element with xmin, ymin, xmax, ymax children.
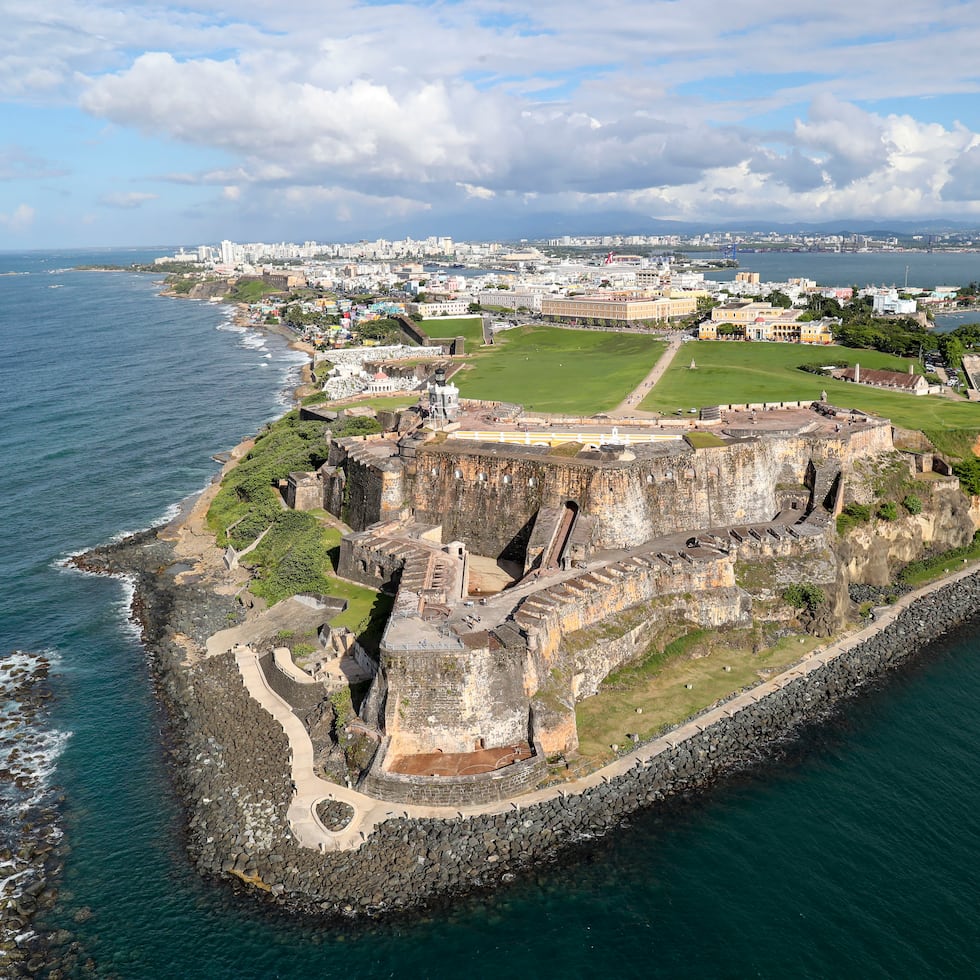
<box><xmin>73</xmin><ymin>313</ymin><xmax>980</xmax><ymax>916</ymax></box>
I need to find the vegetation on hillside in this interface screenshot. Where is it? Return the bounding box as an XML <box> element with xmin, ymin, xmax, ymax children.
<box><xmin>226</xmin><ymin>278</ymin><xmax>283</xmax><ymax>304</ymax></box>
<box><xmin>898</xmin><ymin>530</ymin><xmax>980</xmax><ymax>587</ymax></box>
<box><xmin>204</xmin><ymin>410</ymin><xmax>392</xmax><ymax>644</ymax></box>
<box><xmin>208</xmin><ymin>411</ymin><xmax>331</xmax><ymax>547</ymax></box>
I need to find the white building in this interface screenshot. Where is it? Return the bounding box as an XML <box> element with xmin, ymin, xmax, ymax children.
<box><xmin>871</xmin><ymin>288</ymin><xmax>917</xmax><ymax>315</ymax></box>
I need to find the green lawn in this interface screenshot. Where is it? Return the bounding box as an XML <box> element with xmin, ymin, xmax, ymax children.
<box><xmin>455</xmin><ymin>326</ymin><xmax>665</xmax><ymax>413</ymax></box>
<box><xmin>420</xmin><ymin>316</ymin><xmax>485</xmax><ymax>344</ymax></box>
<box><xmin>643</xmin><ymin>341</ymin><xmax>980</xmax><ymax>454</ymax></box>
<box><xmin>575</xmin><ymin>627</ymin><xmax>824</xmax><ymax>764</ymax></box>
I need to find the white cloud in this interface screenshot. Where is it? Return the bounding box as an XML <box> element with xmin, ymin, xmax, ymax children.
<box><xmin>99</xmin><ymin>191</ymin><xmax>158</xmax><ymax>208</ymax></box>
<box><xmin>0</xmin><ymin>204</ymin><xmax>35</xmax><ymax>230</ymax></box>
<box><xmin>457</xmin><ymin>183</ymin><xmax>495</xmax><ymax>200</ymax></box>
<box><xmin>5</xmin><ymin>0</ymin><xmax>980</xmax><ymax>228</ymax></box>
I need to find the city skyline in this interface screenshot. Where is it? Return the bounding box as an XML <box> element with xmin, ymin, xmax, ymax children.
<box><xmin>4</xmin><ymin>1</ymin><xmax>980</xmax><ymax>248</ymax></box>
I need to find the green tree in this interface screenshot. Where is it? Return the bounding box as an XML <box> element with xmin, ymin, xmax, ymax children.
<box><xmin>765</xmin><ymin>289</ymin><xmax>793</xmax><ymax>309</ymax></box>
<box><xmin>782</xmin><ymin>583</ymin><xmax>825</xmax><ymax>613</ymax></box>
<box><xmin>938</xmin><ymin>334</ymin><xmax>965</xmax><ymax>369</ymax></box>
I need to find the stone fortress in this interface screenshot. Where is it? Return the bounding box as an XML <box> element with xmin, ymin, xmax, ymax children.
<box><xmin>282</xmin><ymin>379</ymin><xmax>969</xmax><ymax>808</ymax></box>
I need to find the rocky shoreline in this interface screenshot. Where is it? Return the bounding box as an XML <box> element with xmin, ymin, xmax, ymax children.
<box><xmin>0</xmin><ymin>652</ymin><xmax>75</xmax><ymax>976</ymax></box>
<box><xmin>68</xmin><ymin>520</ymin><xmax>980</xmax><ymax>921</ymax></box>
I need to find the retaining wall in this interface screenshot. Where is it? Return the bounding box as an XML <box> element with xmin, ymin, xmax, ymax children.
<box><xmin>360</xmin><ymin>739</ymin><xmax>547</xmax><ymax>806</ymax></box>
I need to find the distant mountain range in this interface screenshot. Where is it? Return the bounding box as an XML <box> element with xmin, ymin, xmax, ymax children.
<box><xmin>361</xmin><ymin>208</ymin><xmax>980</xmax><ymax>243</ymax></box>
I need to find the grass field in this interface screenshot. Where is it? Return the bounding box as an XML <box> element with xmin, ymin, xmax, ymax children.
<box><xmin>420</xmin><ymin>316</ymin><xmax>484</xmax><ymax>344</ymax></box>
<box><xmin>575</xmin><ymin>627</ymin><xmax>824</xmax><ymax>765</ymax></box>
<box><xmin>455</xmin><ymin>326</ymin><xmax>665</xmax><ymax>413</ymax></box>
<box><xmin>642</xmin><ymin>341</ymin><xmax>980</xmax><ymax>454</ymax></box>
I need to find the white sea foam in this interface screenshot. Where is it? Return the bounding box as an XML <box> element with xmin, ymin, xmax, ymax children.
<box><xmin>111</xmin><ymin>577</ymin><xmax>143</xmax><ymax>639</ymax></box>
<box><xmin>0</xmin><ymin>651</ymin><xmax>70</xmax><ymax>919</ymax></box>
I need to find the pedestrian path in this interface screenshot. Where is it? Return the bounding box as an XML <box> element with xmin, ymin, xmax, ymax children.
<box><xmin>610</xmin><ymin>334</ymin><xmax>684</xmax><ymax>417</ymax></box>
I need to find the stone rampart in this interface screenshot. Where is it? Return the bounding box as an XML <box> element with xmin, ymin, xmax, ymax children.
<box><xmin>338</xmin><ymin>532</ymin><xmax>415</xmax><ymax>590</ymax></box>
<box><xmin>338</xmin><ymin>443</ymin><xmax>407</xmax><ymax>531</ymax></box>
<box><xmin>381</xmin><ymin>639</ymin><xmax>530</xmax><ymax>757</ymax></box>
<box><xmin>516</xmin><ymin>551</ymin><xmax>745</xmax><ymax>670</ymax></box>
<box><xmin>410</xmin><ymin>433</ymin><xmax>871</xmax><ymax>557</ymax></box>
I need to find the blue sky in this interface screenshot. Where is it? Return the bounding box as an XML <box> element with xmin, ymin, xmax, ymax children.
<box><xmin>3</xmin><ymin>0</ymin><xmax>980</xmax><ymax>247</ymax></box>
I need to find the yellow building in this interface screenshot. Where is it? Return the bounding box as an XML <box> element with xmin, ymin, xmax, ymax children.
<box><xmin>541</xmin><ymin>292</ymin><xmax>697</xmax><ymax>323</ymax></box>
<box><xmin>700</xmin><ymin>302</ymin><xmax>833</xmax><ymax>344</ymax></box>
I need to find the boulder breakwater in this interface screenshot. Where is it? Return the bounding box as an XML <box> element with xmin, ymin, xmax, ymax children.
<box><xmin>72</xmin><ymin>524</ymin><xmax>980</xmax><ymax>919</ymax></box>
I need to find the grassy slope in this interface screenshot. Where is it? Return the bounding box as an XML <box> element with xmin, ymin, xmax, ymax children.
<box><xmin>643</xmin><ymin>341</ymin><xmax>980</xmax><ymax>454</ymax></box>
<box><xmin>575</xmin><ymin>628</ymin><xmax>823</xmax><ymax>764</ymax></box>
<box><xmin>301</xmin><ymin>392</ymin><xmax>420</xmax><ymax>412</ymax></box>
<box><xmin>456</xmin><ymin>326</ymin><xmax>665</xmax><ymax>413</ymax></box>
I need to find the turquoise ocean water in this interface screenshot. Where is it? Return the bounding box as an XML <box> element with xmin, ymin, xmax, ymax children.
<box><xmin>1</xmin><ymin>251</ymin><xmax>980</xmax><ymax>978</ymax></box>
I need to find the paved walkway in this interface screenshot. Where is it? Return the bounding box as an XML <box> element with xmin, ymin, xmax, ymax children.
<box><xmin>231</xmin><ymin>558</ymin><xmax>980</xmax><ymax>852</ymax></box>
<box><xmin>610</xmin><ymin>333</ymin><xmax>685</xmax><ymax>417</ymax></box>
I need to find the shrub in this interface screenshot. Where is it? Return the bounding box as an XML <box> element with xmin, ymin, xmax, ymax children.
<box><xmin>333</xmin><ymin>416</ymin><xmax>382</xmax><ymax>438</ymax></box>
<box><xmin>876</xmin><ymin>501</ymin><xmax>899</xmax><ymax>521</ymax></box>
<box><xmin>953</xmin><ymin>456</ymin><xmax>980</xmax><ymax>496</ymax></box>
<box><xmin>902</xmin><ymin>494</ymin><xmax>923</xmax><ymax>515</ymax></box>
<box><xmin>836</xmin><ymin>501</ymin><xmax>872</xmax><ymax>534</ymax></box>
<box><xmin>782</xmin><ymin>583</ymin><xmax>825</xmax><ymax>613</ymax></box>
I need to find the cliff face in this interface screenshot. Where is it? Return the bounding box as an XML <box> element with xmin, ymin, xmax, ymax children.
<box><xmin>837</xmin><ymin>482</ymin><xmax>974</xmax><ymax>587</ymax></box>
<box><xmin>187</xmin><ymin>279</ymin><xmax>233</xmax><ymax>300</ymax></box>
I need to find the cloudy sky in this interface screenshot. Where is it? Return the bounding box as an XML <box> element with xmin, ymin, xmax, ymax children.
<box><xmin>3</xmin><ymin>0</ymin><xmax>980</xmax><ymax>247</ymax></box>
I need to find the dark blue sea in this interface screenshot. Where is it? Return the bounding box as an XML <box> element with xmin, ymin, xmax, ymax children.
<box><xmin>2</xmin><ymin>250</ymin><xmax>980</xmax><ymax>978</ymax></box>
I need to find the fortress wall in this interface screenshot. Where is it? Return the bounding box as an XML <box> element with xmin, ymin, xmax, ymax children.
<box><xmin>343</xmin><ymin>456</ymin><xmax>405</xmax><ymax>531</ymax></box>
<box><xmin>412</xmin><ymin>440</ymin><xmax>823</xmax><ymax>556</ymax></box>
<box><xmin>733</xmin><ymin>527</ymin><xmax>830</xmax><ymax>561</ymax></box>
<box><xmin>565</xmin><ymin>586</ymin><xmax>751</xmax><ymax>703</ymax></box>
<box><xmin>321</xmin><ymin>466</ymin><xmax>346</xmax><ymax>517</ymax></box>
<box><xmin>841</xmin><ymin>422</ymin><xmax>894</xmax><ymax>459</ymax></box>
<box><xmin>338</xmin><ymin>535</ymin><xmax>405</xmax><ymax>590</ymax></box>
<box><xmin>413</xmin><ymin>450</ymin><xmax>587</xmax><ymax>558</ymax></box>
<box><xmin>361</xmin><ymin>739</ymin><xmax>546</xmax><ymax>806</ymax></box>
<box><xmin>257</xmin><ymin>653</ymin><xmax>326</xmax><ymax>714</ymax></box>
<box><xmin>524</xmin><ymin>556</ymin><xmax>744</xmax><ymax>670</ymax></box>
<box><xmin>381</xmin><ymin>644</ymin><xmax>529</xmax><ymax>756</ymax></box>
<box><xmin>285</xmin><ymin>473</ymin><xmax>322</xmax><ymax>511</ymax></box>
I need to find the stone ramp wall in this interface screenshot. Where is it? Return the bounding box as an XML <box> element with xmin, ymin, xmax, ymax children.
<box><xmin>258</xmin><ymin>653</ymin><xmax>326</xmax><ymax>714</ymax></box>
<box><xmin>360</xmin><ymin>739</ymin><xmax>547</xmax><ymax>806</ymax></box>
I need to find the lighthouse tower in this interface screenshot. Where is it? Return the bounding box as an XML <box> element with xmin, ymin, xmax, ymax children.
<box><xmin>427</xmin><ymin>366</ymin><xmax>460</xmax><ymax>426</ymax></box>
